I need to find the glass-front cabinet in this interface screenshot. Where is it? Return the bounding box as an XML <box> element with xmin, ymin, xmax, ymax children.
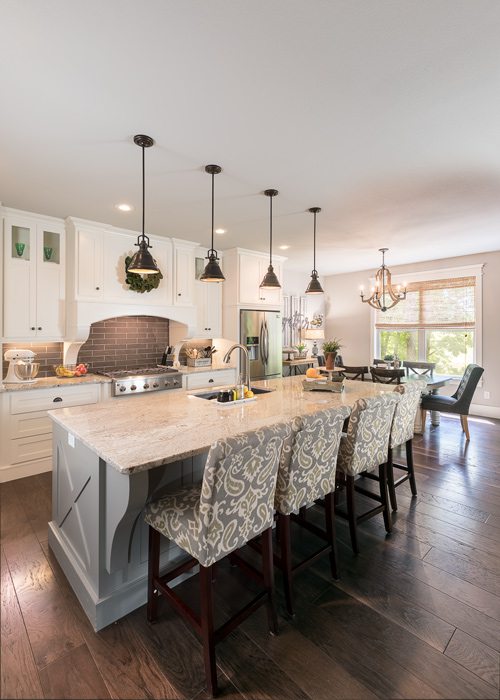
<box><xmin>3</xmin><ymin>212</ymin><xmax>65</xmax><ymax>340</ymax></box>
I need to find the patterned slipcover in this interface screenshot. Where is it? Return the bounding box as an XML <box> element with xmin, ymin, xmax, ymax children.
<box><xmin>390</xmin><ymin>380</ymin><xmax>427</xmax><ymax>448</ymax></box>
<box><xmin>337</xmin><ymin>394</ymin><xmax>400</xmax><ymax>476</ymax></box>
<box><xmin>274</xmin><ymin>406</ymin><xmax>350</xmax><ymax>515</ymax></box>
<box><xmin>144</xmin><ymin>423</ymin><xmax>289</xmax><ymax>567</ymax></box>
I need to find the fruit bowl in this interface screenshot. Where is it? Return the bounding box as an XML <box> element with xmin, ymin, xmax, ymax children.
<box><xmin>54</xmin><ymin>363</ymin><xmax>89</xmax><ymax>378</ymax></box>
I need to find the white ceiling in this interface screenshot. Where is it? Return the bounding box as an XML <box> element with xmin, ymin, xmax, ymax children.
<box><xmin>2</xmin><ymin>0</ymin><xmax>500</xmax><ymax>275</ymax></box>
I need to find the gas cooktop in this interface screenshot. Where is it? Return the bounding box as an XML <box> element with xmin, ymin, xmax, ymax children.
<box><xmin>98</xmin><ymin>366</ymin><xmax>182</xmax><ymax>395</ymax></box>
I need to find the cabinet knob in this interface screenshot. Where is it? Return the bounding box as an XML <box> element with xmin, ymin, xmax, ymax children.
<box><xmin>31</xmin><ymin>326</ymin><xmax>35</xmax><ymax>330</ymax></box>
<box><xmin>178</xmin><ymin>293</ymin><xmax>181</xmax><ymax>296</ymax></box>
<box><xmin>53</xmin><ymin>397</ymin><xmax>63</xmax><ymax>403</ymax></box>
<box><xmin>38</xmin><ymin>327</ymin><xmax>42</xmax><ymax>330</ymax></box>
<box><xmin>209</xmin><ymin>378</ymin><xmax>214</xmax><ymax>383</ymax></box>
<box><xmin>96</xmin><ymin>286</ymin><xmax>100</xmax><ymax>290</ymax></box>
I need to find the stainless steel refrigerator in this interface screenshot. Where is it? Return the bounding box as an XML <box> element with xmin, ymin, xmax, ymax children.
<box><xmin>240</xmin><ymin>310</ymin><xmax>282</xmax><ymax>380</ymax></box>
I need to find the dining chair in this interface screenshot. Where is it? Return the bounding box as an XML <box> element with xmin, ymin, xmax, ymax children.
<box><xmin>372</xmin><ymin>358</ymin><xmax>386</xmax><ymax>365</ymax></box>
<box><xmin>340</xmin><ymin>365</ymin><xmax>369</xmax><ymax>381</ymax></box>
<box><xmin>335</xmin><ymin>393</ymin><xmax>400</xmax><ymax>554</ymax></box>
<box><xmin>421</xmin><ymin>364</ymin><xmax>484</xmax><ymax>441</ymax></box>
<box><xmin>403</xmin><ymin>360</ymin><xmax>435</xmax><ymax>378</ymax></box>
<box><xmin>370</xmin><ymin>367</ymin><xmax>405</xmax><ymax>384</ymax></box>
<box><xmin>272</xmin><ymin>406</ymin><xmax>350</xmax><ymax>615</ymax></box>
<box><xmin>144</xmin><ymin>423</ymin><xmax>288</xmax><ymax>697</ymax></box>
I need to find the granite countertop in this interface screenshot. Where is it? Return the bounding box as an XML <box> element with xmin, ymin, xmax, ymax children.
<box><xmin>0</xmin><ymin>374</ymin><xmax>112</xmax><ymax>392</ymax></box>
<box><xmin>48</xmin><ymin>376</ymin><xmax>391</xmax><ymax>476</ymax></box>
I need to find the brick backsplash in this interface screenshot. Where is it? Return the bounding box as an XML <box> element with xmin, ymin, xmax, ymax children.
<box><xmin>77</xmin><ymin>316</ymin><xmax>170</xmax><ymax>372</ymax></box>
<box><xmin>2</xmin><ymin>342</ymin><xmax>64</xmax><ymax>378</ymax></box>
<box><xmin>2</xmin><ymin>316</ymin><xmax>170</xmax><ymax>380</ymax></box>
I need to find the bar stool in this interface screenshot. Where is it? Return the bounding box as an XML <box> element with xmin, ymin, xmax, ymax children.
<box><xmin>335</xmin><ymin>394</ymin><xmax>400</xmax><ymax>554</ymax></box>
<box><xmin>386</xmin><ymin>380</ymin><xmax>427</xmax><ymax>510</ymax></box>
<box><xmin>273</xmin><ymin>406</ymin><xmax>350</xmax><ymax>615</ymax></box>
<box><xmin>144</xmin><ymin>423</ymin><xmax>289</xmax><ymax>697</ymax></box>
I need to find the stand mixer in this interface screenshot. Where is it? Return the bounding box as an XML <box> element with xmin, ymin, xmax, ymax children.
<box><xmin>3</xmin><ymin>349</ymin><xmax>40</xmax><ymax>383</ymax></box>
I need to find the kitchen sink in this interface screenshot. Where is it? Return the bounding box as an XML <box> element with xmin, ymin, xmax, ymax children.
<box><xmin>193</xmin><ymin>387</ymin><xmax>274</xmax><ymax>401</ymax></box>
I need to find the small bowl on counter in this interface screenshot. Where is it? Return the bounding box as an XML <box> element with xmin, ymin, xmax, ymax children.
<box><xmin>54</xmin><ymin>363</ymin><xmax>89</xmax><ymax>378</ymax></box>
<box><xmin>14</xmin><ymin>362</ymin><xmax>41</xmax><ymax>381</ymax></box>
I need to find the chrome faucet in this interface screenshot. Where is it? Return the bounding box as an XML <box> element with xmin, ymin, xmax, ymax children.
<box><xmin>223</xmin><ymin>344</ymin><xmax>251</xmax><ymax>388</ymax></box>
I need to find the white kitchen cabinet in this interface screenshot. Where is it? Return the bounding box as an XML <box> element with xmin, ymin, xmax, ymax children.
<box><xmin>0</xmin><ymin>383</ymin><xmax>102</xmax><ymax>482</ymax></box>
<box><xmin>76</xmin><ymin>227</ymin><xmax>104</xmax><ymax>298</ymax></box>
<box><xmin>67</xmin><ymin>219</ymin><xmax>173</xmax><ymax>306</ymax></box>
<box><xmin>173</xmin><ymin>239</ymin><xmax>197</xmax><ymax>307</ymax></box>
<box><xmin>2</xmin><ymin>210</ymin><xmax>65</xmax><ymax>340</ymax></box>
<box><xmin>222</xmin><ymin>248</ymin><xmax>285</xmax><ymax>310</ymax></box>
<box><xmin>182</xmin><ymin>368</ymin><xmax>236</xmax><ymax>391</ymax></box>
<box><xmin>194</xmin><ymin>281</ymin><xmax>222</xmax><ymax>338</ymax></box>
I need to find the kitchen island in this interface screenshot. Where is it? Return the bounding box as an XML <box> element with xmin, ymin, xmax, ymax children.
<box><xmin>48</xmin><ymin>376</ymin><xmax>390</xmax><ymax>630</ymax></box>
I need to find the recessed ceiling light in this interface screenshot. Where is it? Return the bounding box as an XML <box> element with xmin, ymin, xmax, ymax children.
<box><xmin>215</xmin><ymin>228</ymin><xmax>226</xmax><ymax>234</ymax></box>
<box><xmin>115</xmin><ymin>203</ymin><xmax>134</xmax><ymax>212</ymax></box>
<box><xmin>279</xmin><ymin>244</ymin><xmax>290</xmax><ymax>250</ymax></box>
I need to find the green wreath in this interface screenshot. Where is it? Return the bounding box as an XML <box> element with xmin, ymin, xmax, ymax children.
<box><xmin>125</xmin><ymin>256</ymin><xmax>163</xmax><ymax>293</ymax></box>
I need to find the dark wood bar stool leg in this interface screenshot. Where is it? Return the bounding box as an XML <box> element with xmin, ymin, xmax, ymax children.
<box><xmin>406</xmin><ymin>438</ymin><xmax>417</xmax><ymax>496</ymax></box>
<box><xmin>324</xmin><ymin>492</ymin><xmax>339</xmax><ymax>580</ymax></box>
<box><xmin>386</xmin><ymin>446</ymin><xmax>398</xmax><ymax>512</ymax></box>
<box><xmin>279</xmin><ymin>514</ymin><xmax>294</xmax><ymax>617</ymax></box>
<box><xmin>261</xmin><ymin>526</ymin><xmax>279</xmax><ymax>634</ymax></box>
<box><xmin>346</xmin><ymin>476</ymin><xmax>359</xmax><ymax>555</ymax></box>
<box><xmin>147</xmin><ymin>526</ymin><xmax>160</xmax><ymax>623</ymax></box>
<box><xmin>379</xmin><ymin>463</ymin><xmax>393</xmax><ymax>534</ymax></box>
<box><xmin>200</xmin><ymin>565</ymin><xmax>218</xmax><ymax>697</ymax></box>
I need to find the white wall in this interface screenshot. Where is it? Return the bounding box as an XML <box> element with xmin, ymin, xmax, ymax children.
<box><xmin>322</xmin><ymin>250</ymin><xmax>500</xmax><ymax>415</ymax></box>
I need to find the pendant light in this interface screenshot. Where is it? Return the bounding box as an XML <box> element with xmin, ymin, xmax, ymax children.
<box><xmin>127</xmin><ymin>135</ymin><xmax>160</xmax><ymax>275</ymax></box>
<box><xmin>305</xmin><ymin>207</ymin><xmax>324</xmax><ymax>294</ymax></box>
<box><xmin>200</xmin><ymin>164</ymin><xmax>225</xmax><ymax>282</ymax></box>
<box><xmin>260</xmin><ymin>189</ymin><xmax>281</xmax><ymax>289</ymax></box>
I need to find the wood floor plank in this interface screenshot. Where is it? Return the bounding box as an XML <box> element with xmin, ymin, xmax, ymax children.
<box><xmin>3</xmin><ymin>533</ymin><xmax>85</xmax><ymax>669</ymax></box>
<box><xmin>239</xmin><ymin>608</ymin><xmax>379</xmax><ymax>700</ymax></box>
<box><xmin>445</xmin><ymin>629</ymin><xmax>500</xmax><ymax>689</ymax></box>
<box><xmin>0</xmin><ymin>548</ymin><xmax>44</xmax><ymax>700</ymax></box>
<box><xmin>333</xmin><ymin>520</ymin><xmax>500</xmax><ymax>653</ymax></box>
<box><xmin>13</xmin><ymin>472</ymin><xmax>52</xmax><ymax>544</ymax></box>
<box><xmin>38</xmin><ymin>539</ymin><xmax>184</xmax><ymax>700</ymax></box>
<box><xmin>423</xmin><ymin>546</ymin><xmax>500</xmax><ymax>596</ymax></box>
<box><xmin>365</xmin><ymin>504</ymin><xmax>500</xmax><ymax>576</ymax></box>
<box><xmin>315</xmin><ymin>584</ymin><xmax>498</xmax><ymax>699</ymax></box>
<box><xmin>38</xmin><ymin>643</ymin><xmax>112</xmax><ymax>699</ymax></box>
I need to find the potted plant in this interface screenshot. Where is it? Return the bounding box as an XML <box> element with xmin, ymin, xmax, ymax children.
<box><xmin>322</xmin><ymin>338</ymin><xmax>342</xmax><ymax>370</ymax></box>
<box><xmin>295</xmin><ymin>343</ymin><xmax>307</xmax><ymax>359</ymax></box>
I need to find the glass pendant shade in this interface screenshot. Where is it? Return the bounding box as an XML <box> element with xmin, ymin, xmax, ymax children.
<box><xmin>260</xmin><ymin>189</ymin><xmax>281</xmax><ymax>289</ymax></box>
<box><xmin>305</xmin><ymin>207</ymin><xmax>323</xmax><ymax>294</ymax></box>
<box><xmin>128</xmin><ymin>134</ymin><xmax>159</xmax><ymax>276</ymax></box>
<box><xmin>201</xmin><ymin>164</ymin><xmax>225</xmax><ymax>283</ymax></box>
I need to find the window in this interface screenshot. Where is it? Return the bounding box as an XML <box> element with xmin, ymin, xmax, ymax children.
<box><xmin>374</xmin><ymin>270</ymin><xmax>481</xmax><ymax>377</ymax></box>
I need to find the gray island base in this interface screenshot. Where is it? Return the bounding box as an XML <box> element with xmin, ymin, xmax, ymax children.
<box><xmin>48</xmin><ymin>376</ymin><xmax>389</xmax><ymax>630</ymax></box>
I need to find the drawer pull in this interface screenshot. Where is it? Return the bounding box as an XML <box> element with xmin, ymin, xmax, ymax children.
<box><xmin>208</xmin><ymin>378</ymin><xmax>214</xmax><ymax>383</ymax></box>
<box><xmin>53</xmin><ymin>397</ymin><xmax>63</xmax><ymax>403</ymax></box>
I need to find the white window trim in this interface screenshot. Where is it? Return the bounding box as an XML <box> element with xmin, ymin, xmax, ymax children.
<box><xmin>370</xmin><ymin>263</ymin><xmax>484</xmax><ymax>374</ymax></box>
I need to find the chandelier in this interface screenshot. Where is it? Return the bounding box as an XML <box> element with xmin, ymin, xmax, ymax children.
<box><xmin>360</xmin><ymin>248</ymin><xmax>406</xmax><ymax>312</ymax></box>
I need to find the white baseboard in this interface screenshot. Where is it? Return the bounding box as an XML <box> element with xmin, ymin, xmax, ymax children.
<box><xmin>0</xmin><ymin>460</ymin><xmax>52</xmax><ymax>483</ymax></box>
<box><xmin>470</xmin><ymin>403</ymin><xmax>500</xmax><ymax>419</ymax></box>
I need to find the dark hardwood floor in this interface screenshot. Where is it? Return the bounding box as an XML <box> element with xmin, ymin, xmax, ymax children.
<box><xmin>1</xmin><ymin>414</ymin><xmax>499</xmax><ymax>699</ymax></box>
